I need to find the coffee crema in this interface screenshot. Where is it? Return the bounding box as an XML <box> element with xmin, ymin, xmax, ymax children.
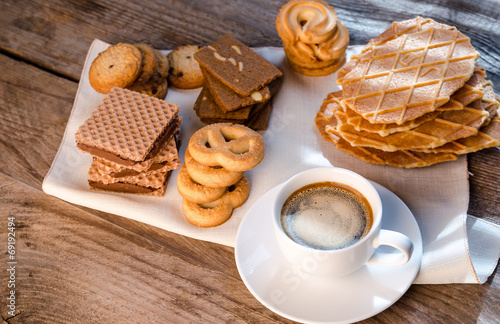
<box><xmin>280</xmin><ymin>181</ymin><xmax>373</xmax><ymax>250</ymax></box>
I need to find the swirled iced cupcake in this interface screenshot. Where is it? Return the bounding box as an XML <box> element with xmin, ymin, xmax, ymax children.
<box><xmin>276</xmin><ymin>0</ymin><xmax>349</xmax><ymax>76</ymax></box>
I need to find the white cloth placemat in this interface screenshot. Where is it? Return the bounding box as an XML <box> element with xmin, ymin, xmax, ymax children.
<box><xmin>43</xmin><ymin>39</ymin><xmax>500</xmax><ymax>284</ymax></box>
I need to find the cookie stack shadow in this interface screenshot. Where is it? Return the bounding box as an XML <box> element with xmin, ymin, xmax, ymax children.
<box><xmin>75</xmin><ymin>87</ymin><xmax>182</xmax><ymax>196</ymax></box>
<box><xmin>192</xmin><ymin>34</ymin><xmax>283</xmax><ymax>131</ymax></box>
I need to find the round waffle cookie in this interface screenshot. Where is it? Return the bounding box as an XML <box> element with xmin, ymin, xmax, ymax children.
<box><xmin>338</xmin><ymin>26</ymin><xmax>479</xmax><ymax>125</ymax></box>
<box><xmin>314</xmin><ymin>92</ymin><xmax>459</xmax><ymax>168</ymax></box>
<box><xmin>337</xmin><ymin>17</ymin><xmax>456</xmax><ymax>82</ymax></box>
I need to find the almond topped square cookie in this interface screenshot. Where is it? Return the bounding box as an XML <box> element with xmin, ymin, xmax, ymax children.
<box><xmin>194</xmin><ymin>34</ymin><xmax>282</xmax><ymax>96</ymax></box>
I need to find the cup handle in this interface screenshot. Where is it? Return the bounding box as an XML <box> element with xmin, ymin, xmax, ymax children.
<box><xmin>366</xmin><ymin>229</ymin><xmax>414</xmax><ymax>266</ymax></box>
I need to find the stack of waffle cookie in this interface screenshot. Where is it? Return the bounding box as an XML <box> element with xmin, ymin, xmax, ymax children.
<box><xmin>315</xmin><ymin>17</ymin><xmax>500</xmax><ymax>168</ymax></box>
<box><xmin>193</xmin><ymin>34</ymin><xmax>283</xmax><ymax>130</ymax></box>
<box><xmin>75</xmin><ymin>87</ymin><xmax>182</xmax><ymax>195</ymax></box>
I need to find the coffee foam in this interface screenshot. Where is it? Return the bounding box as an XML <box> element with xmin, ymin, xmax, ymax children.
<box><xmin>281</xmin><ymin>183</ymin><xmax>372</xmax><ymax>250</ymax></box>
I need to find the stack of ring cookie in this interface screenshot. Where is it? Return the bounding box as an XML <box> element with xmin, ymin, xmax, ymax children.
<box><xmin>275</xmin><ymin>0</ymin><xmax>349</xmax><ymax>76</ymax></box>
<box><xmin>177</xmin><ymin>123</ymin><xmax>265</xmax><ymax>227</ymax></box>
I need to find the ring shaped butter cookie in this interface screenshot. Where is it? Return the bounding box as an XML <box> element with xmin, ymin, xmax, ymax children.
<box><xmin>89</xmin><ymin>43</ymin><xmax>142</xmax><ymax>94</ymax></box>
<box><xmin>177</xmin><ymin>164</ymin><xmax>227</xmax><ymax>204</ymax></box>
<box><xmin>187</xmin><ymin>123</ymin><xmax>265</xmax><ymax>172</ymax></box>
<box><xmin>167</xmin><ymin>45</ymin><xmax>204</xmax><ymax>89</ymax></box>
<box><xmin>185</xmin><ymin>150</ymin><xmax>244</xmax><ymax>188</ymax></box>
<box><xmin>182</xmin><ymin>176</ymin><xmax>250</xmax><ymax>227</ymax></box>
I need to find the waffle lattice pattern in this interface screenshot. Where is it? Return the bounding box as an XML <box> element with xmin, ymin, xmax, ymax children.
<box><xmin>339</xmin><ymin>27</ymin><xmax>479</xmax><ymax>125</ymax></box>
<box><xmin>75</xmin><ymin>87</ymin><xmax>179</xmax><ymax>161</ymax></box>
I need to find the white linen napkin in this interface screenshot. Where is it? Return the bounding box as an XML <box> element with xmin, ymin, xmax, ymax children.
<box><xmin>43</xmin><ymin>39</ymin><xmax>500</xmax><ymax>284</ymax></box>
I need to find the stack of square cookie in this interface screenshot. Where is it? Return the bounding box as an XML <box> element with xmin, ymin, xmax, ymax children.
<box><xmin>316</xmin><ymin>17</ymin><xmax>500</xmax><ymax>168</ymax></box>
<box><xmin>193</xmin><ymin>34</ymin><xmax>283</xmax><ymax>130</ymax></box>
<box><xmin>75</xmin><ymin>87</ymin><xmax>182</xmax><ymax>195</ymax></box>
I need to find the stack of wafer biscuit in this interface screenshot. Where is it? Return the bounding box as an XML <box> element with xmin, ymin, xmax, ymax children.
<box><xmin>89</xmin><ymin>43</ymin><xmax>170</xmax><ymax>99</ymax></box>
<box><xmin>177</xmin><ymin>123</ymin><xmax>265</xmax><ymax>227</ymax></box>
<box><xmin>315</xmin><ymin>17</ymin><xmax>500</xmax><ymax>168</ymax></box>
<box><xmin>193</xmin><ymin>34</ymin><xmax>283</xmax><ymax>130</ymax></box>
<box><xmin>75</xmin><ymin>87</ymin><xmax>182</xmax><ymax>195</ymax></box>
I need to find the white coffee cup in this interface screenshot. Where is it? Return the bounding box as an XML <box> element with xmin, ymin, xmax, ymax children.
<box><xmin>273</xmin><ymin>167</ymin><xmax>414</xmax><ymax>277</ymax></box>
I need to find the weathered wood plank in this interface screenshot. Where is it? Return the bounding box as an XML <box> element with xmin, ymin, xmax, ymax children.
<box><xmin>1</xmin><ymin>0</ymin><xmax>499</xmax><ymax>87</ymax></box>
<box><xmin>0</xmin><ymin>173</ymin><xmax>291</xmax><ymax>323</ymax></box>
<box><xmin>0</xmin><ymin>54</ymin><xmax>76</xmax><ymax>188</ymax></box>
<box><xmin>468</xmin><ymin>148</ymin><xmax>500</xmax><ymax>224</ymax></box>
<box><xmin>0</xmin><ymin>172</ymin><xmax>498</xmax><ymax>323</ymax></box>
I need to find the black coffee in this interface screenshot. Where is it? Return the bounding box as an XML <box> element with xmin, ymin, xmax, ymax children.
<box><xmin>281</xmin><ymin>181</ymin><xmax>373</xmax><ymax>250</ymax></box>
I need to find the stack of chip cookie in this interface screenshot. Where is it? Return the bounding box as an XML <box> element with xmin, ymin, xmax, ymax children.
<box><xmin>315</xmin><ymin>17</ymin><xmax>500</xmax><ymax>168</ymax></box>
<box><xmin>89</xmin><ymin>42</ymin><xmax>170</xmax><ymax>99</ymax></box>
<box><xmin>192</xmin><ymin>34</ymin><xmax>283</xmax><ymax>130</ymax></box>
<box><xmin>177</xmin><ymin>123</ymin><xmax>265</xmax><ymax>227</ymax></box>
<box><xmin>75</xmin><ymin>87</ymin><xmax>182</xmax><ymax>195</ymax></box>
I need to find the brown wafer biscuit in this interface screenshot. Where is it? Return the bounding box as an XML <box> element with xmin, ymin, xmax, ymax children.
<box><xmin>198</xmin><ymin>76</ymin><xmax>282</xmax><ymax>130</ymax></box>
<box><xmin>198</xmin><ymin>101</ymin><xmax>273</xmax><ymax>130</ymax></box>
<box><xmin>201</xmin><ymin>67</ymin><xmax>271</xmax><ymax>112</ymax></box>
<box><xmin>194</xmin><ymin>34</ymin><xmax>282</xmax><ymax>96</ymax></box>
<box><xmin>75</xmin><ymin>87</ymin><xmax>180</xmax><ymax>165</ymax></box>
<box><xmin>198</xmin><ymin>100</ymin><xmax>273</xmax><ymax>129</ymax></box>
<box><xmin>194</xmin><ymin>87</ymin><xmax>251</xmax><ymax>120</ymax></box>
<box><xmin>244</xmin><ymin>100</ymin><xmax>273</xmax><ymax>131</ymax></box>
<box><xmin>244</xmin><ymin>76</ymin><xmax>283</xmax><ymax>130</ymax></box>
<box><xmin>89</xmin><ymin>43</ymin><xmax>143</xmax><ymax>94</ymax></box>
<box><xmin>199</xmin><ymin>117</ymin><xmax>248</xmax><ymax>125</ymax></box>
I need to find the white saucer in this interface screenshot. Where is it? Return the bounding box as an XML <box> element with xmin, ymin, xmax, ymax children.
<box><xmin>235</xmin><ymin>182</ymin><xmax>422</xmax><ymax>324</ymax></box>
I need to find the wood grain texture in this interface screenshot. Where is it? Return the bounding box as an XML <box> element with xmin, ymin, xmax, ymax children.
<box><xmin>0</xmin><ymin>54</ymin><xmax>76</xmax><ymax>188</ymax></box>
<box><xmin>0</xmin><ymin>174</ymin><xmax>498</xmax><ymax>323</ymax></box>
<box><xmin>0</xmin><ymin>174</ymin><xmax>291</xmax><ymax>323</ymax></box>
<box><xmin>1</xmin><ymin>0</ymin><xmax>499</xmax><ymax>87</ymax></box>
<box><xmin>0</xmin><ymin>0</ymin><xmax>499</xmax><ymax>323</ymax></box>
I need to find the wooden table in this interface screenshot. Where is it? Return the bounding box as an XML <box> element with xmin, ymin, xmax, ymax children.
<box><xmin>1</xmin><ymin>0</ymin><xmax>499</xmax><ymax>322</ymax></box>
